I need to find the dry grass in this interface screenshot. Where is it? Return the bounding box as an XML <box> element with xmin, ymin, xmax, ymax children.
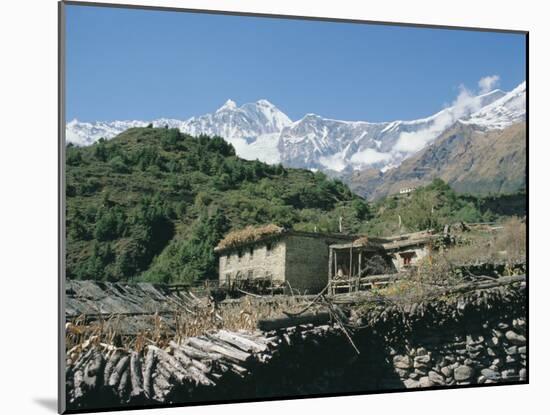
<box><xmin>65</xmin><ymin>295</ymin><xmax>308</xmax><ymax>355</ymax></box>
<box><xmin>353</xmin><ymin>236</ymin><xmax>369</xmax><ymax>246</ymax></box>
<box><xmin>368</xmin><ymin>264</ymin><xmax>462</xmax><ymax>307</ymax></box>
<box><xmin>216</xmin><ymin>224</ymin><xmax>284</xmax><ymax>250</ymax></box>
<box><xmin>494</xmin><ymin>216</ymin><xmax>526</xmax><ymax>260</ymax></box>
<box><xmin>440</xmin><ymin>217</ymin><xmax>526</xmax><ymax>265</ymax></box>
<box><xmin>358</xmin><ymin>219</ymin><xmax>526</xmax><ymax>308</ymax></box>
<box><xmin>173</xmin><ymin>296</ymin><xmax>306</xmax><ymax>341</ymax></box>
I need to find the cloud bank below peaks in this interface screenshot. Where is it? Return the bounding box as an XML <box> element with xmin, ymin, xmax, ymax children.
<box><xmin>393</xmin><ymin>75</ymin><xmax>501</xmax><ymax>154</ymax></box>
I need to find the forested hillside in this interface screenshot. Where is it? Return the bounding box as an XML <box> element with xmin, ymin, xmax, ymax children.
<box><xmin>65</xmin><ymin>127</ymin><xmax>370</xmax><ymax>284</ymax></box>
<box><xmin>66</xmin><ymin>127</ymin><xmax>525</xmax><ymax>284</ymax></box>
<box><xmin>364</xmin><ymin>179</ymin><xmax>525</xmax><ymax>236</ymax></box>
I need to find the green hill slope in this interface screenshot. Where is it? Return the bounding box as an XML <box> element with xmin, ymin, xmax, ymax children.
<box><xmin>65</xmin><ymin>127</ymin><xmax>370</xmax><ymax>284</ymax></box>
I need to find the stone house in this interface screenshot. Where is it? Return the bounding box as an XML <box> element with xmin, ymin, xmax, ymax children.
<box><xmin>214</xmin><ymin>226</ymin><xmax>354</xmax><ymax>294</ymax></box>
<box><xmin>327</xmin><ymin>231</ymin><xmax>434</xmax><ymax>294</ymax></box>
<box><xmin>379</xmin><ymin>231</ymin><xmax>433</xmax><ymax>270</ymax></box>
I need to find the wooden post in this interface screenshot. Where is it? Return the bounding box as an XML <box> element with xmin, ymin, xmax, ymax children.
<box><xmin>349</xmin><ymin>244</ymin><xmax>353</xmax><ymax>293</ymax></box>
<box><xmin>333</xmin><ymin>250</ymin><xmax>338</xmax><ymax>295</ymax></box>
<box><xmin>328</xmin><ymin>247</ymin><xmax>333</xmax><ymax>296</ymax></box>
<box><xmin>358</xmin><ymin>251</ymin><xmax>362</xmax><ymax>292</ymax></box>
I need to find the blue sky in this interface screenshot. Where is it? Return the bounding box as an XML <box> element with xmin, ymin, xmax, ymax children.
<box><xmin>65</xmin><ymin>5</ymin><xmax>526</xmax><ymax>123</ymax></box>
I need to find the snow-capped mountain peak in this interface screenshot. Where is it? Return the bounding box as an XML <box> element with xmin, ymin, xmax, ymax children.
<box><xmin>216</xmin><ymin>99</ymin><xmax>238</xmax><ymax>112</ymax></box>
<box><xmin>66</xmin><ymin>81</ymin><xmax>525</xmax><ymax>174</ymax></box>
<box><xmin>460</xmin><ymin>81</ymin><xmax>526</xmax><ymax>129</ymax></box>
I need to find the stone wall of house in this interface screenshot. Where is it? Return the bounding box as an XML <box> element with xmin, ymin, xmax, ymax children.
<box><xmin>285</xmin><ymin>235</ymin><xmax>346</xmax><ymax>294</ymax></box>
<box><xmin>389</xmin><ymin>246</ymin><xmax>430</xmax><ymax>271</ymax></box>
<box><xmin>219</xmin><ymin>233</ymin><xmax>352</xmax><ymax>293</ymax></box>
<box><xmin>218</xmin><ymin>239</ymin><xmax>286</xmax><ymax>286</ymax></box>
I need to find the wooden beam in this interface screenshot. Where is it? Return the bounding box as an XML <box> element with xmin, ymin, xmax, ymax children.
<box><xmin>257</xmin><ymin>312</ymin><xmax>331</xmax><ymax>331</ymax></box>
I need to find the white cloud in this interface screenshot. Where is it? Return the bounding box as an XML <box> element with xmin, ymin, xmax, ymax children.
<box><xmin>319</xmin><ymin>152</ymin><xmax>348</xmax><ymax>172</ymax></box>
<box><xmin>394</xmin><ymin>128</ymin><xmax>440</xmax><ymax>154</ymax></box>
<box><xmin>393</xmin><ymin>76</ymin><xmax>497</xmax><ymax>154</ymax></box>
<box><xmin>350</xmin><ymin>148</ymin><xmax>392</xmax><ymax>166</ymax></box>
<box><xmin>478</xmin><ymin>75</ymin><xmax>500</xmax><ymax>94</ymax></box>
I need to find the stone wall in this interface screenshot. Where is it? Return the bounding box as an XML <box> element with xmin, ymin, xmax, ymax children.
<box><xmin>388</xmin><ymin>246</ymin><xmax>429</xmax><ymax>271</ymax></box>
<box><xmin>219</xmin><ymin>233</ymin><xmax>352</xmax><ymax>293</ymax></box>
<box><xmin>253</xmin><ymin>276</ymin><xmax>527</xmax><ymax>393</ymax></box>
<box><xmin>251</xmin><ymin>291</ymin><xmax>527</xmax><ymax>397</ymax></box>
<box><xmin>219</xmin><ymin>240</ymin><xmax>286</xmax><ymax>285</ymax></box>
<box><xmin>352</xmin><ymin>276</ymin><xmax>527</xmax><ymax>389</ymax></box>
<box><xmin>387</xmin><ymin>317</ymin><xmax>527</xmax><ymax>388</ymax></box>
<box><xmin>285</xmin><ymin>235</ymin><xmax>336</xmax><ymax>293</ymax></box>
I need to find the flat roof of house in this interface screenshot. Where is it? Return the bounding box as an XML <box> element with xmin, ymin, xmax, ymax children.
<box><xmin>381</xmin><ymin>235</ymin><xmax>435</xmax><ymax>251</ymax></box>
<box><xmin>214</xmin><ymin>230</ymin><xmax>355</xmax><ymax>254</ymax></box>
<box><xmin>329</xmin><ymin>230</ymin><xmax>435</xmax><ymax>251</ymax></box>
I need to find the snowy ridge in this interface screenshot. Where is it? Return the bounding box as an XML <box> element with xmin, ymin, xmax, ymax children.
<box><xmin>66</xmin><ymin>81</ymin><xmax>525</xmax><ymax>173</ymax></box>
<box><xmin>460</xmin><ymin>82</ymin><xmax>526</xmax><ymax>129</ymax></box>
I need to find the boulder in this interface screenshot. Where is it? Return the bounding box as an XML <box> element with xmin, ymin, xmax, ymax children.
<box><xmin>441</xmin><ymin>366</ymin><xmax>453</xmax><ymax>378</ymax></box>
<box><xmin>403</xmin><ymin>378</ymin><xmax>420</xmax><ymax>389</ymax></box>
<box><xmin>393</xmin><ymin>355</ymin><xmax>412</xmax><ymax>369</ymax></box>
<box><xmin>414</xmin><ymin>355</ymin><xmax>431</xmax><ymax>365</ymax></box>
<box><xmin>513</xmin><ymin>318</ymin><xmax>526</xmax><ymax>330</ymax></box>
<box><xmin>454</xmin><ymin>365</ymin><xmax>475</xmax><ymax>382</ymax></box>
<box><xmin>394</xmin><ymin>368</ymin><xmax>409</xmax><ymax>378</ymax></box>
<box><xmin>505</xmin><ymin>331</ymin><xmax>526</xmax><ymax>345</ymax></box>
<box><xmin>419</xmin><ymin>376</ymin><xmax>434</xmax><ymax>388</ymax></box>
<box><xmin>505</xmin><ymin>346</ymin><xmax>518</xmax><ymax>355</ymax></box>
<box><xmin>428</xmin><ymin>371</ymin><xmax>446</xmax><ymax>385</ymax></box>
<box><xmin>481</xmin><ymin>368</ymin><xmax>501</xmax><ymax>381</ymax></box>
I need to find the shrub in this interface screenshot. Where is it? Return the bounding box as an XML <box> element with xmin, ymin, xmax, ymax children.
<box><xmin>109</xmin><ymin>156</ymin><xmax>130</xmax><ymax>173</ymax></box>
<box><xmin>66</xmin><ymin>149</ymin><xmax>83</xmax><ymax>166</ymax></box>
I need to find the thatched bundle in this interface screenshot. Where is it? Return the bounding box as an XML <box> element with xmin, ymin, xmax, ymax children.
<box><xmin>216</xmin><ymin>224</ymin><xmax>284</xmax><ymax>251</ymax></box>
<box><xmin>353</xmin><ymin>235</ymin><xmax>369</xmax><ymax>246</ymax></box>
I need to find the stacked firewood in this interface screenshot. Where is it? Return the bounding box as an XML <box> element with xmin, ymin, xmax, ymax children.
<box><xmin>66</xmin><ymin>324</ymin><xmax>339</xmax><ymax>409</ymax></box>
<box><xmin>66</xmin><ymin>275</ymin><xmax>526</xmax><ymax>410</ymax></box>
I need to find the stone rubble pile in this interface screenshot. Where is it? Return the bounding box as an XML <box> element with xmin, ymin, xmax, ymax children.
<box><xmin>389</xmin><ymin>317</ymin><xmax>527</xmax><ymax>389</ymax></box>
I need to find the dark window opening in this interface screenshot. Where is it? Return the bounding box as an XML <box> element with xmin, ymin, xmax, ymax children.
<box><xmin>400</xmin><ymin>252</ymin><xmax>416</xmax><ymax>266</ymax></box>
